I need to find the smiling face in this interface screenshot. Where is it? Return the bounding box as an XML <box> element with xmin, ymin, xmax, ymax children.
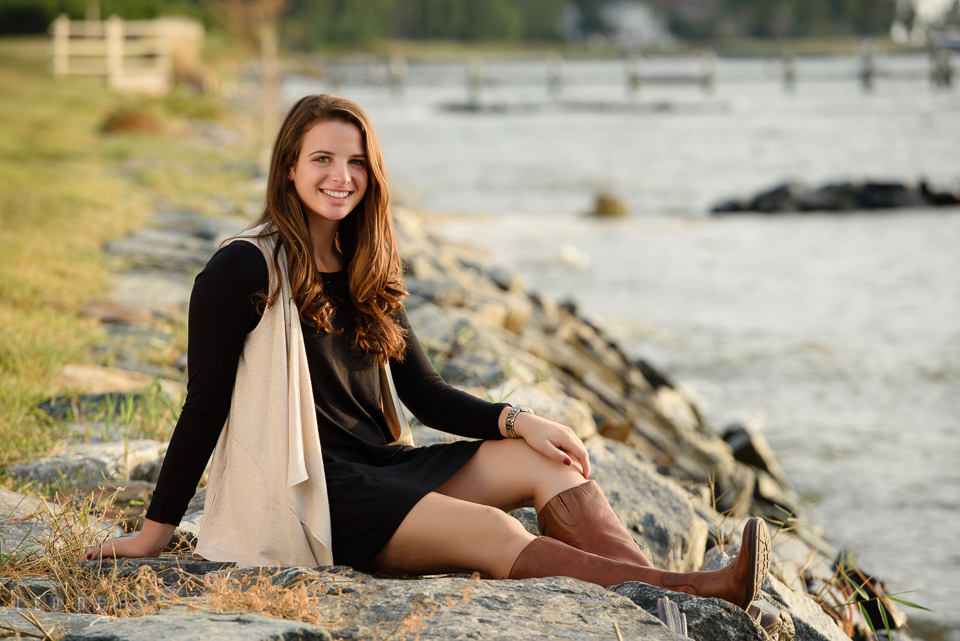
<box><xmin>288</xmin><ymin>119</ymin><xmax>368</xmax><ymax>225</ymax></box>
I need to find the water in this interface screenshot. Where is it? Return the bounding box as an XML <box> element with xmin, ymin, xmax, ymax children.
<box><xmin>285</xmin><ymin>54</ymin><xmax>960</xmax><ymax>631</ymax></box>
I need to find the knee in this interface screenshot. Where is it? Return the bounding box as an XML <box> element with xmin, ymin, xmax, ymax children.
<box><xmin>479</xmin><ymin>504</ymin><xmax>531</xmax><ymax>540</ymax></box>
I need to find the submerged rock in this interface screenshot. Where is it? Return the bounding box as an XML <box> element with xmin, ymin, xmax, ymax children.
<box><xmin>712</xmin><ymin>179</ymin><xmax>959</xmax><ymax>214</ymax></box>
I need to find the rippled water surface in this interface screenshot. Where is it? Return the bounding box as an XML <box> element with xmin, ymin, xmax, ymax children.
<box><xmin>286</xmin><ymin>54</ymin><xmax>960</xmax><ymax>631</ymax></box>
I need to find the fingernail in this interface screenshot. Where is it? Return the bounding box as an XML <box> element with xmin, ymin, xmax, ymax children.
<box><xmin>564</xmin><ymin>458</ymin><xmax>572</xmax><ymax>466</ymax></box>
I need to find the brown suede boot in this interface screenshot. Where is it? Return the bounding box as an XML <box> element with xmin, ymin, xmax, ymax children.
<box><xmin>509</xmin><ymin>517</ymin><xmax>770</xmax><ymax>611</ymax></box>
<box><xmin>537</xmin><ymin>480</ymin><xmax>654</xmax><ymax>567</ymax></box>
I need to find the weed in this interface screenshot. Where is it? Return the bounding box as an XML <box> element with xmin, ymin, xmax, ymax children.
<box><xmin>813</xmin><ymin>549</ymin><xmax>932</xmax><ymax>640</ymax></box>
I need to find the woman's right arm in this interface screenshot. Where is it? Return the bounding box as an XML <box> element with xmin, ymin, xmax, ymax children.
<box><xmin>84</xmin><ymin>242</ymin><xmax>268</xmax><ymax>560</ymax></box>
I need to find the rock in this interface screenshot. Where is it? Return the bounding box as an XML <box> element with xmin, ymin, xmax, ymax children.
<box><xmin>710</xmin><ymin>460</ymin><xmax>756</xmax><ymax>519</ymax></box>
<box><xmin>403</xmin><ymin>300</ymin><xmax>454</xmax><ymax>352</ymax></box>
<box><xmin>39</xmin><ymin>393</ymin><xmax>142</xmax><ymax>421</ymax></box>
<box><xmin>712</xmin><ymin>179</ymin><xmax>958</xmax><ymax>214</ymax></box>
<box><xmin>69</xmin><ymin>483</ymin><xmax>156</xmax><ymax>533</ymax></box>
<box><xmin>104</xmin><ymin>228</ymin><xmax>218</xmax><ymax>271</ymax></box>
<box><xmin>702</xmin><ymin>549</ymin><xmax>732</xmax><ymax>572</ymax></box>
<box><xmin>500</xmin><ymin>383</ymin><xmax>598</xmax><ymax>442</ymax></box>
<box><xmin>587</xmin><ymin>438</ymin><xmax>708</xmax><ymax>572</ymax></box>
<box><xmin>83</xmin><ymin>557</ymin><xmax>235</xmax><ymax>586</ymax></box>
<box><xmin>654</xmin><ymin>387</ymin><xmax>701</xmax><ymax>435</ymax></box>
<box><xmin>798</xmin><ymin>182</ymin><xmax>860</xmax><ymax>211</ymax></box>
<box><xmin>64</xmin><ymin>421</ymin><xmax>135</xmax><ymax>445</ymax></box>
<box><xmin>185</xmin><ymin>488</ymin><xmax>206</xmax><ymax>515</ymax></box>
<box><xmin>0</xmin><ymin>607</ymin><xmax>112</xmax><ymax>637</ymax></box>
<box><xmin>612</xmin><ymin>582</ymin><xmax>768</xmax><ymax>641</ymax></box>
<box><xmin>323</xmin><ymin>573</ymin><xmax>686</xmax><ymax>641</ymax></box>
<box><xmin>828</xmin><ymin>550</ymin><xmax>908</xmax><ymax>635</ymax></box>
<box><xmin>405</xmin><ymin>277</ymin><xmax>467</xmax><ymax>308</ymax></box>
<box><xmin>592</xmin><ymin>193</ymin><xmax>628</xmax><ymax>217</ymax></box>
<box><xmin>438</xmin><ymin>350</ymin><xmax>506</xmax><ymax>387</ymax></box>
<box><xmin>857</xmin><ymin>182</ymin><xmax>924</xmax><ymax>209</ymax></box>
<box><xmin>167</xmin><ymin>510</ymin><xmax>203</xmax><ymax>552</ymax></box>
<box><xmin>487</xmin><ymin>265</ymin><xmax>524</xmax><ymax>292</ymax></box>
<box><xmin>52</xmin><ymin>364</ymin><xmax>182</xmax><ymax>402</ymax></box>
<box><xmin>1</xmin><ymin>576</ymin><xmax>64</xmax><ymax>609</ymax></box>
<box><xmin>752</xmin><ymin>599</ymin><xmax>797</xmax><ymax>641</ymax></box>
<box><xmin>760</xmin><ymin>576</ymin><xmax>850</xmax><ymax>641</ymax></box>
<box><xmin>723</xmin><ymin>423</ymin><xmax>791</xmax><ymax>489</ymax></box>
<box><xmin>767</xmin><ymin>529</ymin><xmax>834</xmax><ymax>592</ymax></box>
<box><xmin>108</xmin><ymin>271</ymin><xmax>193</xmax><ymax>309</ymax></box>
<box><xmin>59</xmin><ymin>609</ymin><xmax>332</xmax><ymax>641</ymax></box>
<box><xmin>722</xmin><ymin>423</ymin><xmax>799</xmax><ymax>520</ymax></box>
<box><xmin>81</xmin><ymin>300</ymin><xmax>156</xmax><ymax>325</ymax></box>
<box><xmin>0</xmin><ymin>519</ymin><xmax>51</xmax><ymax>557</ymax></box>
<box><xmin>10</xmin><ymin>440</ymin><xmax>167</xmax><ymax>489</ymax></box>
<box><xmin>509</xmin><ymin>507</ymin><xmax>540</xmax><ymax>536</ymax></box>
<box><xmin>0</xmin><ymin>488</ymin><xmax>48</xmax><ymax>520</ymax></box>
<box><xmin>750</xmin><ymin>182</ymin><xmax>802</xmax><ymax>212</ymax></box>
<box><xmin>751</xmin><ymin>469</ymin><xmax>800</xmax><ymax>523</ymax></box>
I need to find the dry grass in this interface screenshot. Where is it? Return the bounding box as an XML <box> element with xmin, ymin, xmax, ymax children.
<box><xmin>2</xmin><ymin>489</ymin><xmax>480</xmax><ymax>639</ymax></box>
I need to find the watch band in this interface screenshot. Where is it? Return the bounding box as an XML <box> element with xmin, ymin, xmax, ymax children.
<box><xmin>505</xmin><ymin>406</ymin><xmax>534</xmax><ymax>438</ymax></box>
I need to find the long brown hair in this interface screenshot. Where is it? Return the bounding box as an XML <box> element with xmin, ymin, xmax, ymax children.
<box><xmin>252</xmin><ymin>94</ymin><xmax>407</xmax><ymax>363</ymax></box>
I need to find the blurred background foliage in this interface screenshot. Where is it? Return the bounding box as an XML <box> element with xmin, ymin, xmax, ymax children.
<box><xmin>0</xmin><ymin>0</ymin><xmax>907</xmax><ymax>46</ymax></box>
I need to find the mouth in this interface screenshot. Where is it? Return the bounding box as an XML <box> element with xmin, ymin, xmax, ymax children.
<box><xmin>321</xmin><ymin>189</ymin><xmax>351</xmax><ymax>199</ymax></box>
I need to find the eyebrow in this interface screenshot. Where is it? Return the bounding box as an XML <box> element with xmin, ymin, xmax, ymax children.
<box><xmin>308</xmin><ymin>149</ymin><xmax>366</xmax><ymax>158</ymax></box>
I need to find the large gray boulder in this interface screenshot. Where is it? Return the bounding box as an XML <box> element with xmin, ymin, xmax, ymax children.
<box><xmin>0</xmin><ymin>488</ymin><xmax>48</xmax><ymax>520</ymax></box>
<box><xmin>0</xmin><ymin>519</ymin><xmax>51</xmax><ymax>557</ymax></box>
<box><xmin>60</xmin><ymin>609</ymin><xmax>331</xmax><ymax>641</ymax></box>
<box><xmin>0</xmin><ymin>606</ymin><xmax>113</xmax><ymax>637</ymax></box>
<box><xmin>317</xmin><ymin>573</ymin><xmax>688</xmax><ymax>641</ymax></box>
<box><xmin>612</xmin><ymin>582</ymin><xmax>768</xmax><ymax>641</ymax></box>
<box><xmin>10</xmin><ymin>440</ymin><xmax>167</xmax><ymax>489</ymax></box>
<box><xmin>587</xmin><ymin>438</ymin><xmax>708</xmax><ymax>572</ymax></box>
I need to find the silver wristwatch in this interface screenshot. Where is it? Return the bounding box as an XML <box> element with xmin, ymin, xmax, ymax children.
<box><xmin>505</xmin><ymin>406</ymin><xmax>534</xmax><ymax>438</ymax></box>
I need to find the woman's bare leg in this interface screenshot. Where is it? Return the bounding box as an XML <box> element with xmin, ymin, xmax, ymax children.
<box><xmin>373</xmin><ymin>439</ymin><xmax>586</xmax><ymax>577</ymax></box>
<box><xmin>372</xmin><ymin>491</ymin><xmax>534</xmax><ymax>578</ymax></box>
<box><xmin>435</xmin><ymin>438</ymin><xmax>588</xmax><ymax>512</ymax></box>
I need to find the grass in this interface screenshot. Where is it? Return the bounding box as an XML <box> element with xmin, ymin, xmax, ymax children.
<box><xmin>0</xmin><ymin>36</ymin><xmax>255</xmax><ymax>480</ymax></box>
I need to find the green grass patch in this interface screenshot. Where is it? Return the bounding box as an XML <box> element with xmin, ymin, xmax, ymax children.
<box><xmin>0</xmin><ymin>36</ymin><xmax>254</xmax><ymax>477</ymax></box>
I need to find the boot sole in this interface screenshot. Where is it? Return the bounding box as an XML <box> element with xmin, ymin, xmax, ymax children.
<box><xmin>741</xmin><ymin>517</ymin><xmax>771</xmax><ymax>609</ymax></box>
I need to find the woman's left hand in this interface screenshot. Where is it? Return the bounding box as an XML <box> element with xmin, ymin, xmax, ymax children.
<box><xmin>504</xmin><ymin>411</ymin><xmax>591</xmax><ymax>480</ymax></box>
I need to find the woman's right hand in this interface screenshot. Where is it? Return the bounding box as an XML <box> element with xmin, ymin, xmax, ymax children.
<box><xmin>83</xmin><ymin>519</ymin><xmax>178</xmax><ymax>561</ymax></box>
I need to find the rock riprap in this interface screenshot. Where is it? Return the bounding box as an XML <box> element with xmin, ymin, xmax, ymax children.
<box><xmin>0</xmin><ymin>208</ymin><xmax>922</xmax><ymax>640</ymax></box>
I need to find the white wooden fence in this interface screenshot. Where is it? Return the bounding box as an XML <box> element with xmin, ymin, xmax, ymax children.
<box><xmin>50</xmin><ymin>15</ymin><xmax>203</xmax><ymax>96</ymax></box>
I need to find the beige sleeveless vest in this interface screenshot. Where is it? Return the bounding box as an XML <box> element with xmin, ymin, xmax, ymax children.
<box><xmin>194</xmin><ymin>224</ymin><xmax>412</xmax><ymax>568</ymax></box>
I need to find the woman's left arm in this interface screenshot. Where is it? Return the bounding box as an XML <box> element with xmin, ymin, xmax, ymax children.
<box><xmin>390</xmin><ymin>310</ymin><xmax>589</xmax><ymax>479</ymax></box>
<box><xmin>389</xmin><ymin>310</ymin><xmax>508</xmax><ymax>440</ymax></box>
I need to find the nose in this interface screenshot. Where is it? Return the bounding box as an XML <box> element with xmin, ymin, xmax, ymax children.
<box><xmin>330</xmin><ymin>160</ymin><xmax>351</xmax><ymax>185</ymax></box>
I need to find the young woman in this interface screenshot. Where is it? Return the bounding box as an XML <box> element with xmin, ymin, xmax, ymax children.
<box><xmin>85</xmin><ymin>94</ymin><xmax>769</xmax><ymax>609</ymax></box>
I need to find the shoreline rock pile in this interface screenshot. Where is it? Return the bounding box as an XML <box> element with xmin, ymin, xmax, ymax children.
<box><xmin>712</xmin><ymin>179</ymin><xmax>960</xmax><ymax>214</ymax></box>
<box><xmin>0</xmin><ymin>208</ymin><xmax>921</xmax><ymax>640</ymax></box>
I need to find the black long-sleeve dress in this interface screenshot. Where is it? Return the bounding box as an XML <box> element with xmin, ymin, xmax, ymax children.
<box><xmin>145</xmin><ymin>241</ymin><xmax>509</xmax><ymax>568</ymax></box>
